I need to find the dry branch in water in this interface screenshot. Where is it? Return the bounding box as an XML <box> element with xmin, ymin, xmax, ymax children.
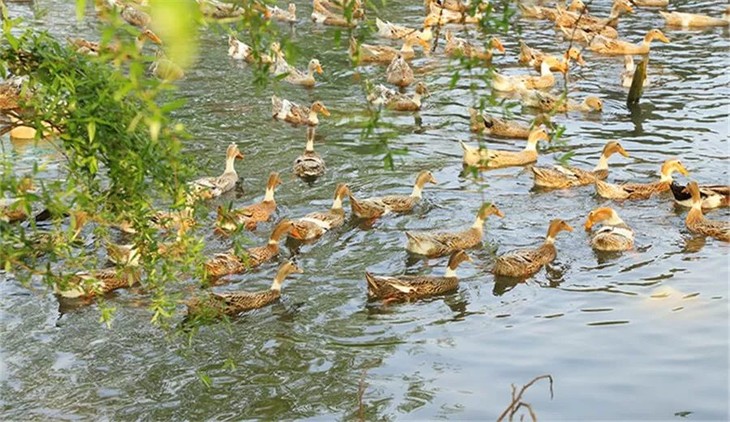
<box><xmin>496</xmin><ymin>374</ymin><xmax>554</xmax><ymax>422</ymax></box>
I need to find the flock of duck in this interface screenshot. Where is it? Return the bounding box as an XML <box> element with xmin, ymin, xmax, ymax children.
<box><xmin>2</xmin><ymin>0</ymin><xmax>729</xmax><ymax>321</ymax></box>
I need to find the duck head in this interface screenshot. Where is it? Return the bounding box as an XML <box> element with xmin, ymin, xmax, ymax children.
<box><xmin>311</xmin><ymin>101</ymin><xmax>330</xmax><ymax>116</ymax></box>
<box><xmin>546</xmin><ymin>219</ymin><xmax>574</xmax><ymax>243</ymax></box>
<box><xmin>309</xmin><ymin>59</ymin><xmax>323</xmax><ymax>74</ymax></box>
<box><xmin>272</xmin><ymin>260</ymin><xmax>303</xmax><ymax>290</ymax></box>
<box><xmin>660</xmin><ymin>159</ymin><xmax>689</xmax><ymax>182</ymax></box>
<box><xmin>226</xmin><ymin>143</ymin><xmax>245</xmax><ymax>160</ymax></box>
<box><xmin>584</xmin><ymin>96</ymin><xmax>603</xmax><ymax>112</ymax></box>
<box><xmin>645</xmin><ymin>29</ymin><xmax>670</xmax><ymax>44</ymax></box>
<box><xmin>584</xmin><ymin>207</ymin><xmax>621</xmax><ymax>230</ymax></box>
<box><xmin>603</xmin><ymin>140</ymin><xmax>629</xmax><ymax>158</ymax></box>
<box><xmin>269</xmin><ymin>220</ymin><xmax>294</xmax><ymax>244</ymax></box>
<box><xmin>478</xmin><ymin>202</ymin><xmax>505</xmax><ymax>220</ymax></box>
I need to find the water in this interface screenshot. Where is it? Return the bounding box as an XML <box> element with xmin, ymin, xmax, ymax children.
<box><xmin>2</xmin><ymin>0</ymin><xmax>729</xmax><ymax>420</ymax></box>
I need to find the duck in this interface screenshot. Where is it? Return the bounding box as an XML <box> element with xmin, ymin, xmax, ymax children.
<box><xmin>227</xmin><ymin>35</ymin><xmax>273</xmax><ymax>63</ymax></box>
<box><xmin>532</xmin><ymin>140</ymin><xmax>630</xmax><ymax>189</ymax></box>
<box><xmin>584</xmin><ymin>207</ymin><xmax>634</xmax><ymax>251</ymax></box>
<box><xmin>204</xmin><ymin>220</ymin><xmax>294</xmax><ymax>280</ymax></box>
<box><xmin>518</xmin><ymin>41</ymin><xmax>586</xmax><ymax>73</ymax></box>
<box><xmin>493</xmin><ymin>219</ymin><xmax>573</xmax><ymax>278</ymax></box>
<box><xmin>271</xmin><ymin>96</ymin><xmax>330</xmax><ymax>126</ymax></box>
<box><xmin>275</xmin><ymin>58</ymin><xmax>323</xmax><ymax>87</ymax></box>
<box><xmin>621</xmin><ymin>55</ymin><xmax>650</xmax><ymax>88</ymax></box>
<box><xmin>633</xmin><ymin>0</ymin><xmax>668</xmax><ymax>7</ymax></box>
<box><xmin>444</xmin><ymin>31</ymin><xmax>505</xmax><ymax>62</ymax></box>
<box><xmin>519</xmin><ymin>89</ymin><xmax>603</xmax><ymax>113</ymax></box>
<box><xmin>670</xmin><ymin>183</ymin><xmax>729</xmax><ymax>209</ymax></box>
<box><xmin>349</xmin><ymin>170</ymin><xmax>437</xmax><ymax>219</ymax></box>
<box><xmin>349</xmin><ymin>36</ymin><xmax>428</xmax><ymax>64</ymax></box>
<box><xmin>375</xmin><ymin>17</ymin><xmax>433</xmax><ymax>43</ymax></box>
<box><xmin>294</xmin><ymin>127</ymin><xmax>326</xmax><ymax>180</ymax></box>
<box><xmin>424</xmin><ymin>0</ymin><xmax>469</xmax><ymax>13</ymax></box>
<box><xmin>215</xmin><ymin>172</ymin><xmax>282</xmax><ymax>233</ymax></box>
<box><xmin>115</xmin><ymin>0</ymin><xmax>152</xmax><ymax>28</ymax></box>
<box><xmin>311</xmin><ymin>0</ymin><xmax>360</xmax><ymax>27</ymax></box>
<box><xmin>468</xmin><ymin>109</ymin><xmax>547</xmax><ymax>139</ymax></box>
<box><xmin>405</xmin><ymin>203</ymin><xmax>504</xmax><ymax>257</ymax></box>
<box><xmin>365</xmin><ymin>250</ymin><xmax>472</xmax><ymax>301</ymax></box>
<box><xmin>492</xmin><ymin>61</ymin><xmax>555</xmax><ymax>92</ymax></box>
<box><xmin>315</xmin><ymin>0</ymin><xmax>365</xmax><ymax>18</ymax></box>
<box><xmin>289</xmin><ymin>183</ymin><xmax>350</xmax><ymax>241</ymax></box>
<box><xmin>187</xmin><ymin>261</ymin><xmax>303</xmax><ymax>320</ymax></box>
<box><xmin>150</xmin><ymin>50</ymin><xmax>185</xmax><ymax>81</ymax></box>
<box><xmin>595</xmin><ymin>158</ymin><xmax>689</xmax><ymax>200</ymax></box>
<box><xmin>367</xmin><ymin>82</ymin><xmax>430</xmax><ymax>111</ymax></box>
<box><xmin>267</xmin><ymin>3</ymin><xmax>297</xmax><ymax>23</ymax></box>
<box><xmin>518</xmin><ymin>0</ymin><xmax>587</xmax><ymax>20</ymax></box>
<box><xmin>427</xmin><ymin>2</ymin><xmax>482</xmax><ymax>24</ymax></box>
<box><xmin>386</xmin><ymin>54</ymin><xmax>414</xmax><ymax>88</ymax></box>
<box><xmin>197</xmin><ymin>0</ymin><xmax>248</xmax><ymax>18</ymax></box>
<box><xmin>684</xmin><ymin>182</ymin><xmax>730</xmax><ymax>242</ymax></box>
<box><xmin>54</xmin><ymin>244</ymin><xmax>141</xmax><ymax>299</ymax></box>
<box><xmin>589</xmin><ymin>29</ymin><xmax>670</xmax><ymax>55</ymax></box>
<box><xmin>555</xmin><ymin>0</ymin><xmax>633</xmax><ymax>30</ymax></box>
<box><xmin>460</xmin><ymin>127</ymin><xmax>550</xmax><ymax>169</ymax></box>
<box><xmin>69</xmin><ymin>28</ymin><xmax>162</xmax><ymax>56</ymax></box>
<box><xmin>660</xmin><ymin>7</ymin><xmax>730</xmax><ymax>28</ymax></box>
<box><xmin>189</xmin><ymin>143</ymin><xmax>244</xmax><ymax>200</ymax></box>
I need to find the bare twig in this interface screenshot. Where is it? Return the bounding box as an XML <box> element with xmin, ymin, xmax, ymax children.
<box><xmin>357</xmin><ymin>368</ymin><xmax>368</xmax><ymax>422</ymax></box>
<box><xmin>496</xmin><ymin>374</ymin><xmax>554</xmax><ymax>422</ymax></box>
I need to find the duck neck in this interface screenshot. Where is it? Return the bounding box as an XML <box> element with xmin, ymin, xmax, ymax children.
<box><xmin>524</xmin><ymin>138</ymin><xmax>539</xmax><ymax>152</ymax></box>
<box><xmin>305</xmin><ymin>137</ymin><xmax>315</xmax><ymax>153</ymax></box>
<box><xmin>687</xmin><ymin>202</ymin><xmax>704</xmax><ymax>222</ymax></box>
<box><xmin>444</xmin><ymin>265</ymin><xmax>458</xmax><ymax>278</ymax></box>
<box><xmin>263</xmin><ymin>187</ymin><xmax>275</xmax><ymax>202</ymax></box>
<box><xmin>401</xmin><ymin>42</ymin><xmax>415</xmax><ymax>54</ymax></box>
<box><xmin>603</xmin><ymin>214</ymin><xmax>625</xmax><ymax>226</ymax></box>
<box><xmin>544</xmin><ymin>235</ymin><xmax>556</xmax><ymax>245</ymax></box>
<box><xmin>411</xmin><ymin>179</ymin><xmax>428</xmax><ymax>198</ymax></box>
<box><xmin>224</xmin><ymin>155</ymin><xmax>237</xmax><ymax>174</ymax></box>
<box><xmin>270</xmin><ymin>269</ymin><xmax>289</xmax><ymax>291</ymax></box>
<box><xmin>659</xmin><ymin>171</ymin><xmax>674</xmax><ymax>183</ymax></box>
<box><xmin>308</xmin><ymin>109</ymin><xmax>318</xmax><ymax>123</ymax></box>
<box><xmin>331</xmin><ymin>195</ymin><xmax>344</xmax><ymax>210</ymax></box>
<box><xmin>594</xmin><ymin>153</ymin><xmax>610</xmax><ymax>171</ymax></box>
<box><xmin>471</xmin><ymin>216</ymin><xmax>485</xmax><ymax>232</ymax></box>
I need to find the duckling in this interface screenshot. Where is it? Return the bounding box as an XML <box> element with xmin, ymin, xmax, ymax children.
<box><xmin>275</xmin><ymin>58</ymin><xmax>323</xmax><ymax>87</ymax></box>
<box><xmin>267</xmin><ymin>3</ymin><xmax>297</xmax><ymax>23</ymax></box>
<box><xmin>215</xmin><ymin>172</ymin><xmax>282</xmax><ymax>233</ymax></box>
<box><xmin>684</xmin><ymin>182</ymin><xmax>730</xmax><ymax>242</ymax></box>
<box><xmin>670</xmin><ymin>183</ymin><xmax>729</xmax><ymax>209</ymax></box>
<box><xmin>368</xmin><ymin>82</ymin><xmax>430</xmax><ymax>111</ymax></box>
<box><xmin>227</xmin><ymin>35</ymin><xmax>273</xmax><ymax>63</ymax></box>
<box><xmin>271</xmin><ymin>96</ymin><xmax>330</xmax><ymax>126</ymax></box>
<box><xmin>660</xmin><ymin>7</ymin><xmax>730</xmax><ymax>28</ymax></box>
<box><xmin>349</xmin><ymin>170</ymin><xmax>437</xmax><ymax>219</ymax></box>
<box><xmin>532</xmin><ymin>140</ymin><xmax>630</xmax><ymax>189</ymax></box>
<box><xmin>405</xmin><ymin>203</ymin><xmax>504</xmax><ymax>257</ymax></box>
<box><xmin>492</xmin><ymin>61</ymin><xmax>555</xmax><ymax>92</ymax></box>
<box><xmin>189</xmin><ymin>143</ymin><xmax>244</xmax><ymax>200</ymax></box>
<box><xmin>349</xmin><ymin>37</ymin><xmax>428</xmax><ymax>64</ymax></box>
<box><xmin>519</xmin><ymin>89</ymin><xmax>603</xmax><ymax>113</ymax></box>
<box><xmin>621</xmin><ymin>55</ymin><xmax>650</xmax><ymax>88</ymax></box>
<box><xmin>294</xmin><ymin>127</ymin><xmax>326</xmax><ymax>180</ymax></box>
<box><xmin>460</xmin><ymin>127</ymin><xmax>550</xmax><ymax>170</ymax></box>
<box><xmin>204</xmin><ymin>220</ymin><xmax>294</xmax><ymax>280</ymax></box>
<box><xmin>187</xmin><ymin>261</ymin><xmax>303</xmax><ymax>320</ymax></box>
<box><xmin>493</xmin><ymin>219</ymin><xmax>573</xmax><ymax>278</ymax></box>
<box><xmin>468</xmin><ymin>108</ymin><xmax>540</xmax><ymax>139</ymax></box>
<box><xmin>366</xmin><ymin>250</ymin><xmax>472</xmax><ymax>301</ymax></box>
<box><xmin>518</xmin><ymin>41</ymin><xmax>586</xmax><ymax>73</ymax></box>
<box><xmin>584</xmin><ymin>207</ymin><xmax>634</xmax><ymax>251</ymax></box>
<box><xmin>595</xmin><ymin>158</ymin><xmax>689</xmax><ymax>200</ymax></box>
<box><xmin>444</xmin><ymin>31</ymin><xmax>505</xmax><ymax>62</ymax></box>
<box><xmin>290</xmin><ymin>183</ymin><xmax>350</xmax><ymax>241</ymax></box>
<box><xmin>375</xmin><ymin>17</ymin><xmax>433</xmax><ymax>43</ymax></box>
<box><xmin>589</xmin><ymin>29</ymin><xmax>670</xmax><ymax>55</ymax></box>
<box><xmin>386</xmin><ymin>54</ymin><xmax>414</xmax><ymax>88</ymax></box>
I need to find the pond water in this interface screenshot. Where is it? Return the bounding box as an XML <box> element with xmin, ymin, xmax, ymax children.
<box><xmin>1</xmin><ymin>0</ymin><xmax>729</xmax><ymax>420</ymax></box>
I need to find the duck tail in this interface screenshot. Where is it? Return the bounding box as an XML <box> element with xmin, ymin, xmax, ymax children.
<box><xmin>349</xmin><ymin>194</ymin><xmax>364</xmax><ymax>215</ymax></box>
<box><xmin>365</xmin><ymin>272</ymin><xmax>379</xmax><ymax>293</ymax></box>
<box><xmin>669</xmin><ymin>182</ymin><xmax>689</xmax><ymax>202</ymax></box>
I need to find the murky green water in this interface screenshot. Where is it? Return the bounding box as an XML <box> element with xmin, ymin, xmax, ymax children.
<box><xmin>2</xmin><ymin>0</ymin><xmax>729</xmax><ymax>420</ymax></box>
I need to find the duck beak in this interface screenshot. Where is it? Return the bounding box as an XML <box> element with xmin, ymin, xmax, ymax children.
<box><xmin>236</xmin><ymin>151</ymin><xmax>245</xmax><ymax>160</ymax></box>
<box><xmin>618</xmin><ymin>146</ymin><xmax>629</xmax><ymax>158</ymax></box>
<box><xmin>495</xmin><ymin>209</ymin><xmax>505</xmax><ymax>218</ymax></box>
<box><xmin>146</xmin><ymin>30</ymin><xmax>163</xmax><ymax>45</ymax></box>
<box><xmin>430</xmin><ymin>176</ymin><xmax>438</xmax><ymax>185</ymax></box>
<box><xmin>495</xmin><ymin>42</ymin><xmax>505</xmax><ymax>53</ymax></box>
<box><xmin>576</xmin><ymin>54</ymin><xmax>586</xmax><ymax>66</ymax></box>
<box><xmin>320</xmin><ymin>106</ymin><xmax>331</xmax><ymax>117</ymax></box>
<box><xmin>289</xmin><ymin>227</ymin><xmax>302</xmax><ymax>239</ymax></box>
<box><xmin>678</xmin><ymin>165</ymin><xmax>689</xmax><ymax>176</ymax></box>
<box><xmin>564</xmin><ymin>223</ymin><xmax>575</xmax><ymax>232</ymax></box>
<box><xmin>584</xmin><ymin>218</ymin><xmax>594</xmax><ymax>231</ymax></box>
<box><xmin>659</xmin><ymin>33</ymin><xmax>670</xmax><ymax>43</ymax></box>
<box><xmin>316</xmin><ymin>64</ymin><xmax>323</xmax><ymax>74</ymax></box>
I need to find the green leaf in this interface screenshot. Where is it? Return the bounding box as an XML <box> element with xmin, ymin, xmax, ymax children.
<box><xmin>75</xmin><ymin>0</ymin><xmax>86</xmax><ymax>22</ymax></box>
<box><xmin>87</xmin><ymin>121</ymin><xmax>96</xmax><ymax>143</ymax></box>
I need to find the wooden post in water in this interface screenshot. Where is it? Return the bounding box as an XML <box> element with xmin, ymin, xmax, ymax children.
<box><xmin>627</xmin><ymin>55</ymin><xmax>649</xmax><ymax>106</ymax></box>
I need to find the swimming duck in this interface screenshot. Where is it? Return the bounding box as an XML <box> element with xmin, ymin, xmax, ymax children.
<box><xmin>350</xmin><ymin>36</ymin><xmax>429</xmax><ymax>64</ymax></box>
<box><xmin>444</xmin><ymin>31</ymin><xmax>505</xmax><ymax>62</ymax></box>
<box><xmin>589</xmin><ymin>29</ymin><xmax>670</xmax><ymax>55</ymax></box>
<box><xmin>368</xmin><ymin>82</ymin><xmax>430</xmax><ymax>111</ymax></box>
<box><xmin>386</xmin><ymin>54</ymin><xmax>414</xmax><ymax>88</ymax></box>
<box><xmin>684</xmin><ymin>182</ymin><xmax>730</xmax><ymax>242</ymax></box>
<box><xmin>311</xmin><ymin>0</ymin><xmax>360</xmax><ymax>27</ymax></box>
<box><xmin>493</xmin><ymin>219</ymin><xmax>573</xmax><ymax>278</ymax></box>
<box><xmin>69</xmin><ymin>29</ymin><xmax>162</xmax><ymax>56</ymax></box>
<box><xmin>519</xmin><ymin>89</ymin><xmax>603</xmax><ymax>113</ymax></box>
<box><xmin>532</xmin><ymin>140</ymin><xmax>629</xmax><ymax>189</ymax></box>
<box><xmin>115</xmin><ymin>0</ymin><xmax>151</xmax><ymax>28</ymax></box>
<box><xmin>197</xmin><ymin>0</ymin><xmax>247</xmax><ymax>19</ymax></box>
<box><xmin>349</xmin><ymin>170</ymin><xmax>437</xmax><ymax>219</ymax></box>
<box><xmin>365</xmin><ymin>250</ymin><xmax>472</xmax><ymax>301</ymax></box>
<box><xmin>518</xmin><ymin>0</ymin><xmax>587</xmax><ymax>20</ymax></box>
<box><xmin>518</xmin><ymin>41</ymin><xmax>586</xmax><ymax>73</ymax></box>
<box><xmin>55</xmin><ymin>267</ymin><xmax>141</xmax><ymax>300</ymax></box>
<box><xmin>555</xmin><ymin>0</ymin><xmax>633</xmax><ymax>30</ymax></box>
<box><xmin>294</xmin><ymin>127</ymin><xmax>326</xmax><ymax>180</ymax></box>
<box><xmin>595</xmin><ymin>158</ymin><xmax>689</xmax><ymax>200</ymax></box>
<box><xmin>188</xmin><ymin>261</ymin><xmax>303</xmax><ymax>320</ymax></box>
<box><xmin>584</xmin><ymin>207</ymin><xmax>634</xmax><ymax>251</ymax></box>
<box><xmin>375</xmin><ymin>17</ymin><xmax>434</xmax><ymax>43</ymax></box>
<box><xmin>405</xmin><ymin>203</ymin><xmax>504</xmax><ymax>257</ymax></box>
<box><xmin>621</xmin><ymin>55</ymin><xmax>650</xmax><ymax>88</ymax></box>
<box><xmin>267</xmin><ymin>3</ymin><xmax>297</xmax><ymax>23</ymax></box>
<box><xmin>660</xmin><ymin>8</ymin><xmax>730</xmax><ymax>28</ymax></box>
<box><xmin>189</xmin><ymin>143</ymin><xmax>244</xmax><ymax>200</ymax></box>
<box><xmin>215</xmin><ymin>172</ymin><xmax>282</xmax><ymax>233</ymax></box>
<box><xmin>460</xmin><ymin>127</ymin><xmax>550</xmax><ymax>169</ymax></box>
<box><xmin>275</xmin><ymin>58</ymin><xmax>323</xmax><ymax>87</ymax></box>
<box><xmin>227</xmin><ymin>35</ymin><xmax>273</xmax><ymax>63</ymax></box>
<box><xmin>633</xmin><ymin>0</ymin><xmax>668</xmax><ymax>6</ymax></box>
<box><xmin>315</xmin><ymin>0</ymin><xmax>365</xmax><ymax>18</ymax></box>
<box><xmin>150</xmin><ymin>50</ymin><xmax>185</xmax><ymax>81</ymax></box>
<box><xmin>492</xmin><ymin>61</ymin><xmax>555</xmax><ymax>92</ymax></box>
<box><xmin>427</xmin><ymin>2</ymin><xmax>483</xmax><ymax>24</ymax></box>
<box><xmin>204</xmin><ymin>220</ymin><xmax>294</xmax><ymax>280</ymax></box>
<box><xmin>271</xmin><ymin>96</ymin><xmax>330</xmax><ymax>126</ymax></box>
<box><xmin>290</xmin><ymin>183</ymin><xmax>349</xmax><ymax>241</ymax></box>
<box><xmin>670</xmin><ymin>183</ymin><xmax>729</xmax><ymax>209</ymax></box>
<box><xmin>468</xmin><ymin>109</ymin><xmax>548</xmax><ymax>139</ymax></box>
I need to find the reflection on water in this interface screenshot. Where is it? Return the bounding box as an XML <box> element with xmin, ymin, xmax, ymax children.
<box><xmin>1</xmin><ymin>0</ymin><xmax>729</xmax><ymax>420</ymax></box>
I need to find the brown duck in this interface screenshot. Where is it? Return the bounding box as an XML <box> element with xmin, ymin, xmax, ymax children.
<box><xmin>290</xmin><ymin>183</ymin><xmax>349</xmax><ymax>241</ymax></box>
<box><xmin>595</xmin><ymin>159</ymin><xmax>688</xmax><ymax>200</ymax></box>
<box><xmin>216</xmin><ymin>172</ymin><xmax>282</xmax><ymax>233</ymax></box>
<box><xmin>349</xmin><ymin>170</ymin><xmax>437</xmax><ymax>219</ymax></box>
<box><xmin>493</xmin><ymin>219</ymin><xmax>573</xmax><ymax>278</ymax></box>
<box><xmin>532</xmin><ymin>140</ymin><xmax>629</xmax><ymax>189</ymax></box>
<box><xmin>685</xmin><ymin>182</ymin><xmax>730</xmax><ymax>242</ymax></box>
